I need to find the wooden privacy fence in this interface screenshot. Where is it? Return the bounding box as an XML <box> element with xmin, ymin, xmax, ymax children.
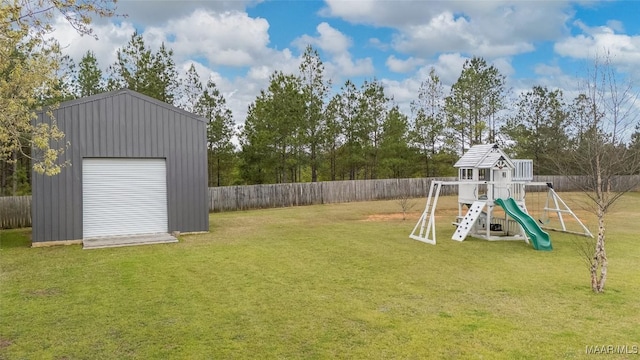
<box><xmin>207</xmin><ymin>175</ymin><xmax>640</xmax><ymax>212</ymax></box>
<box><xmin>208</xmin><ymin>177</ymin><xmax>458</xmax><ymax>212</ymax></box>
<box><xmin>2</xmin><ymin>175</ymin><xmax>640</xmax><ymax>227</ymax></box>
<box><xmin>0</xmin><ymin>196</ymin><xmax>31</xmax><ymax>229</ymax></box>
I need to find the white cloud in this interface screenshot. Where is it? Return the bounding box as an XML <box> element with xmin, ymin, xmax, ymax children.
<box><xmin>386</xmin><ymin>55</ymin><xmax>425</xmax><ymax>73</ymax></box>
<box><xmin>331</xmin><ymin>55</ymin><xmax>374</xmax><ymax>78</ymax></box>
<box><xmin>392</xmin><ymin>10</ymin><xmax>536</xmax><ymax>58</ymax></box>
<box><xmin>606</xmin><ymin>20</ymin><xmax>625</xmax><ymax>33</ymax></box>
<box><xmin>426</xmin><ymin>53</ymin><xmax>469</xmax><ymax>86</ymax></box>
<box><xmin>379</xmin><ymin>53</ymin><xmax>468</xmax><ymax>119</ymax></box>
<box><xmin>381</xmin><ymin>53</ymin><xmax>518</xmax><ymax>123</ymax></box>
<box><xmin>146</xmin><ymin>10</ymin><xmax>273</xmax><ymax>67</ymax></box>
<box><xmin>554</xmin><ymin>21</ymin><xmax>640</xmax><ymax>72</ymax></box>
<box><xmin>50</xmin><ymin>17</ymin><xmax>135</xmax><ymax>70</ymax></box>
<box><xmin>322</xmin><ymin>0</ymin><xmax>572</xmax><ymax>59</ymax></box>
<box><xmin>320</xmin><ymin>0</ymin><xmax>441</xmax><ymax>28</ymax></box>
<box><xmin>293</xmin><ymin>22</ymin><xmax>374</xmax><ymax>81</ymax></box>
<box><xmin>293</xmin><ymin>22</ymin><xmax>351</xmax><ymax>55</ymax></box>
<box><xmin>491</xmin><ymin>57</ymin><xmax>515</xmax><ymax>78</ymax></box>
<box><xmin>534</xmin><ymin>64</ymin><xmax>564</xmax><ymax>77</ymax></box>
<box><xmin>368</xmin><ymin>38</ymin><xmax>389</xmax><ymax>51</ymax></box>
<box><xmin>115</xmin><ymin>0</ymin><xmax>261</xmax><ymax>25</ymax></box>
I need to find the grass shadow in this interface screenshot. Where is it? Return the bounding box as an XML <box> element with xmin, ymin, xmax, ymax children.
<box><xmin>0</xmin><ymin>228</ymin><xmax>32</xmax><ymax>249</ymax></box>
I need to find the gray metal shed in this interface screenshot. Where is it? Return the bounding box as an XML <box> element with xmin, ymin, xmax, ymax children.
<box><xmin>31</xmin><ymin>89</ymin><xmax>209</xmax><ymax>246</ymax></box>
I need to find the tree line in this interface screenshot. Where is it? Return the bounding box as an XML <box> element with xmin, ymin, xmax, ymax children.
<box><xmin>2</xmin><ymin>29</ymin><xmax>640</xmax><ymax>194</ymax></box>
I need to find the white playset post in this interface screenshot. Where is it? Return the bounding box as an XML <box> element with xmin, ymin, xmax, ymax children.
<box><xmin>409</xmin><ymin>144</ymin><xmax>593</xmax><ymax>249</ymax></box>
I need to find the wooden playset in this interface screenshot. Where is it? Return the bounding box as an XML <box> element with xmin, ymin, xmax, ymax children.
<box><xmin>409</xmin><ymin>144</ymin><xmax>592</xmax><ymax>250</ymax></box>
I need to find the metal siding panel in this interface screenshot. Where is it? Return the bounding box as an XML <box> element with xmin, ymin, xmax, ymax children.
<box><xmin>76</xmin><ymin>103</ymin><xmax>85</xmax><ymax>238</ymax></box>
<box><xmin>195</xmin><ymin>122</ymin><xmax>205</xmax><ymax>231</ymax></box>
<box><xmin>147</xmin><ymin>101</ymin><xmax>153</xmax><ymax>156</ymax></box>
<box><xmin>91</xmin><ymin>100</ymin><xmax>100</xmax><ymax>156</ymax></box>
<box><xmin>140</xmin><ymin>100</ymin><xmax>146</xmax><ymax>156</ymax></box>
<box><xmin>181</xmin><ymin>116</ymin><xmax>191</xmax><ymax>231</ymax></box>
<box><xmin>31</xmin><ymin>113</ymin><xmax>45</xmax><ymax>241</ymax></box>
<box><xmin>144</xmin><ymin>101</ymin><xmax>151</xmax><ymax>156</ymax></box>
<box><xmin>49</xmin><ymin>154</ymin><xmax>60</xmax><ymax>240</ymax></box>
<box><xmin>99</xmin><ymin>98</ymin><xmax>107</xmax><ymax>156</ymax></box>
<box><xmin>153</xmin><ymin>106</ymin><xmax>160</xmax><ymax>157</ymax></box>
<box><xmin>64</xmin><ymin>106</ymin><xmax>73</xmax><ymax>238</ymax></box>
<box><xmin>119</xmin><ymin>95</ymin><xmax>126</xmax><ymax>156</ymax></box>
<box><xmin>138</xmin><ymin>97</ymin><xmax>146</xmax><ymax>157</ymax></box>
<box><xmin>200</xmin><ymin>121</ymin><xmax>209</xmax><ymax>231</ymax></box>
<box><xmin>101</xmin><ymin>98</ymin><xmax>114</xmax><ymax>157</ymax></box>
<box><xmin>188</xmin><ymin>119</ymin><xmax>196</xmax><ymax>230</ymax></box>
<box><xmin>132</xmin><ymin>100</ymin><xmax>147</xmax><ymax>157</ymax></box>
<box><xmin>31</xmin><ymin>173</ymin><xmax>41</xmax><ymax>241</ymax></box>
<box><xmin>177</xmin><ymin>115</ymin><xmax>185</xmax><ymax>230</ymax></box>
<box><xmin>70</xmin><ymin>104</ymin><xmax>81</xmax><ymax>239</ymax></box>
<box><xmin>44</xmin><ymin>167</ymin><xmax>52</xmax><ymax>240</ymax></box>
<box><xmin>83</xmin><ymin>158</ymin><xmax>168</xmax><ymax>237</ymax></box>
<box><xmin>165</xmin><ymin>108</ymin><xmax>174</xmax><ymax>231</ymax></box>
<box><xmin>177</xmin><ymin>118</ymin><xmax>185</xmax><ymax>232</ymax></box>
<box><xmin>127</xmin><ymin>96</ymin><xmax>135</xmax><ymax>157</ymax></box>
<box><xmin>162</xmin><ymin>108</ymin><xmax>170</xmax><ymax>157</ymax></box>
<box><xmin>194</xmin><ymin>121</ymin><xmax>205</xmax><ymax>231</ymax></box>
<box><xmin>174</xmin><ymin>112</ymin><xmax>182</xmax><ymax>231</ymax></box>
<box><xmin>167</xmin><ymin>111</ymin><xmax>176</xmax><ymax>231</ymax></box>
<box><xmin>134</xmin><ymin>99</ymin><xmax>141</xmax><ymax>157</ymax></box>
<box><xmin>79</xmin><ymin>102</ymin><xmax>87</xmax><ymax>157</ymax></box>
<box><xmin>110</xmin><ymin>96</ymin><xmax>118</xmax><ymax>156</ymax></box>
<box><xmin>162</xmin><ymin>108</ymin><xmax>174</xmax><ymax>231</ymax></box>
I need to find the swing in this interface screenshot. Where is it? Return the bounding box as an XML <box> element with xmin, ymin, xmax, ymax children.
<box><xmin>537</xmin><ymin>188</ymin><xmax>551</xmax><ymax>225</ymax></box>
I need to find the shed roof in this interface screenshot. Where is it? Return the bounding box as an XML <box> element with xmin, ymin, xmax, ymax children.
<box><xmin>454</xmin><ymin>144</ymin><xmax>514</xmax><ymax>169</ymax></box>
<box><xmin>49</xmin><ymin>88</ymin><xmax>206</xmax><ymax>123</ymax></box>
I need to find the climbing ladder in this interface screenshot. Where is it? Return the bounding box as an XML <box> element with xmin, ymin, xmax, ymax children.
<box><xmin>409</xmin><ymin>181</ymin><xmax>443</xmax><ymax>245</ymax></box>
<box><xmin>451</xmin><ymin>201</ymin><xmax>487</xmax><ymax>241</ymax></box>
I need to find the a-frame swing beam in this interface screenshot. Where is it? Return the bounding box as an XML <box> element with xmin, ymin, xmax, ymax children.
<box><xmin>409</xmin><ymin>181</ymin><xmax>443</xmax><ymax>244</ymax></box>
<box><xmin>541</xmin><ymin>188</ymin><xmax>593</xmax><ymax>238</ymax></box>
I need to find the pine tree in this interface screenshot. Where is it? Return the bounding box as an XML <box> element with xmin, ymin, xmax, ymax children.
<box><xmin>445</xmin><ymin>57</ymin><xmax>505</xmax><ymax>154</ymax></box>
<box><xmin>107</xmin><ymin>33</ymin><xmax>178</xmax><ymax>103</ymax></box>
<box><xmin>410</xmin><ymin>67</ymin><xmax>447</xmax><ymax>177</ymax></box>
<box><xmin>180</xmin><ymin>64</ymin><xmax>203</xmax><ymax>113</ymax></box>
<box><xmin>379</xmin><ymin>106</ymin><xmax>413</xmax><ymax>178</ymax></box>
<box><xmin>152</xmin><ymin>43</ymin><xmax>178</xmax><ymax>104</ymax></box>
<box><xmin>335</xmin><ymin>80</ymin><xmax>362</xmax><ymax>180</ymax></box>
<box><xmin>502</xmin><ymin>86</ymin><xmax>571</xmax><ymax>174</ymax></box>
<box><xmin>358</xmin><ymin>78</ymin><xmax>389</xmax><ymax>179</ymax></box>
<box><xmin>240</xmin><ymin>71</ymin><xmax>305</xmax><ymax>183</ymax></box>
<box><xmin>75</xmin><ymin>50</ymin><xmax>104</xmax><ymax>97</ymax></box>
<box><xmin>107</xmin><ymin>32</ymin><xmax>154</xmax><ymax>92</ymax></box>
<box><xmin>195</xmin><ymin>79</ymin><xmax>236</xmax><ymax>186</ymax></box>
<box><xmin>299</xmin><ymin>45</ymin><xmax>330</xmax><ymax>182</ymax></box>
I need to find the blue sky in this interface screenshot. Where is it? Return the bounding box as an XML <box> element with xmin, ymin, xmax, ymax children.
<box><xmin>52</xmin><ymin>0</ymin><xmax>640</xmax><ymax>125</ymax></box>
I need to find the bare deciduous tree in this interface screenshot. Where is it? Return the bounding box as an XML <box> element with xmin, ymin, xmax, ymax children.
<box><xmin>557</xmin><ymin>54</ymin><xmax>640</xmax><ymax>293</ymax></box>
<box><xmin>397</xmin><ymin>193</ymin><xmax>416</xmax><ymax>221</ymax></box>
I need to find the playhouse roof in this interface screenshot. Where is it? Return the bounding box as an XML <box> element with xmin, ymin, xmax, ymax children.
<box><xmin>454</xmin><ymin>144</ymin><xmax>515</xmax><ymax>169</ymax></box>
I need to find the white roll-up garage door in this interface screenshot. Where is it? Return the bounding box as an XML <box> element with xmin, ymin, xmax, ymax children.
<box><xmin>83</xmin><ymin>158</ymin><xmax>168</xmax><ymax>238</ymax></box>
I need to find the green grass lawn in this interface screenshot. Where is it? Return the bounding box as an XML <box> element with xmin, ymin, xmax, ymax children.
<box><xmin>1</xmin><ymin>194</ymin><xmax>640</xmax><ymax>359</ymax></box>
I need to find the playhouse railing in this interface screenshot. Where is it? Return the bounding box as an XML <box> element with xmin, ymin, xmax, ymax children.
<box><xmin>510</xmin><ymin>183</ymin><xmax>526</xmax><ymax>201</ymax></box>
<box><xmin>513</xmin><ymin>160</ymin><xmax>533</xmax><ymax>181</ymax></box>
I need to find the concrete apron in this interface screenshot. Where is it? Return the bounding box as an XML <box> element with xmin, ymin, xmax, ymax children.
<box><xmin>83</xmin><ymin>233</ymin><xmax>178</xmax><ymax>249</ymax></box>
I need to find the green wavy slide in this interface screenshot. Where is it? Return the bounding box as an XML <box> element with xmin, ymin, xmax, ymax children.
<box><xmin>494</xmin><ymin>197</ymin><xmax>552</xmax><ymax>251</ymax></box>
